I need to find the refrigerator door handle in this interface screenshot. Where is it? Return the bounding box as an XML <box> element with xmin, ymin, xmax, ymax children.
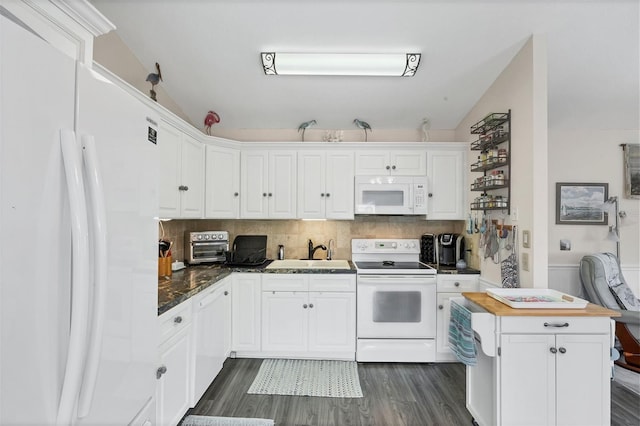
<box><xmin>77</xmin><ymin>134</ymin><xmax>109</xmax><ymax>418</ymax></box>
<box><xmin>57</xmin><ymin>129</ymin><xmax>91</xmax><ymax>425</ymax></box>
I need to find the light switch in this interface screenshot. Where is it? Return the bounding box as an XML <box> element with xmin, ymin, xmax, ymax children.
<box><xmin>522</xmin><ymin>230</ymin><xmax>530</xmax><ymax>248</ymax></box>
<box><xmin>522</xmin><ymin>253</ymin><xmax>529</xmax><ymax>271</ymax></box>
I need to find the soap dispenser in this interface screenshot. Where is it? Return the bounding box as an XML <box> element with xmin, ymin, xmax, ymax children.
<box><xmin>277</xmin><ymin>245</ymin><xmax>285</xmax><ymax>260</ymax></box>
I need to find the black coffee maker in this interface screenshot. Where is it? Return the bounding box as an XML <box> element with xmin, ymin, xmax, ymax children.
<box><xmin>437</xmin><ymin>233</ymin><xmax>465</xmax><ymax>266</ymax></box>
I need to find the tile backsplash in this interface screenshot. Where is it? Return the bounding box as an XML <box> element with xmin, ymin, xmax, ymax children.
<box><xmin>160</xmin><ymin>217</ymin><xmax>464</xmax><ymax>262</ymax></box>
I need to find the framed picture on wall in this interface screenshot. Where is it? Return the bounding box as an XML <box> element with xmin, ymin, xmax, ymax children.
<box><xmin>555</xmin><ymin>182</ymin><xmax>608</xmax><ymax>225</ymax></box>
<box><xmin>623</xmin><ymin>144</ymin><xmax>640</xmax><ymax>199</ymax></box>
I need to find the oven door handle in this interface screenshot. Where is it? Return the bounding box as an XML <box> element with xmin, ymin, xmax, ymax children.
<box><xmin>192</xmin><ymin>242</ymin><xmax>228</xmax><ymax>246</ymax></box>
<box><xmin>357</xmin><ymin>275</ymin><xmax>436</xmax><ymax>284</ymax></box>
<box><xmin>358</xmin><ymin>274</ymin><xmax>436</xmax><ymax>279</ymax></box>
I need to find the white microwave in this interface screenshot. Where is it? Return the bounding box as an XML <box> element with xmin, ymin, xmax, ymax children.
<box><xmin>354</xmin><ymin>176</ymin><xmax>428</xmax><ymax>215</ymax></box>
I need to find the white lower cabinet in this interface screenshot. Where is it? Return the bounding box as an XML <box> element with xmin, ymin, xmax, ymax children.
<box><xmin>467</xmin><ymin>308</ymin><xmax>613</xmax><ymax>426</ymax></box>
<box><xmin>499</xmin><ymin>332</ymin><xmax>610</xmax><ymax>426</ymax></box>
<box><xmin>435</xmin><ymin>275</ymin><xmax>478</xmax><ymax>361</ymax></box>
<box><xmin>261</xmin><ymin>274</ymin><xmax>356</xmax><ymax>359</ymax></box>
<box><xmin>156</xmin><ymin>301</ymin><xmax>192</xmax><ymax>426</ymax></box>
<box><xmin>191</xmin><ymin>278</ymin><xmax>231</xmax><ymax>406</ymax></box>
<box><xmin>231</xmin><ymin>273</ymin><xmax>262</xmax><ymax>354</ymax></box>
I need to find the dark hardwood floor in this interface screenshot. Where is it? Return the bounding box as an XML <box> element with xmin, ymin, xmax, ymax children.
<box><xmin>187</xmin><ymin>358</ymin><xmax>640</xmax><ymax>426</ymax></box>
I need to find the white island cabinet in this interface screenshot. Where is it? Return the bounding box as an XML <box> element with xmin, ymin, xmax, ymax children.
<box><xmin>460</xmin><ymin>293</ymin><xmax>618</xmax><ymax>426</ymax></box>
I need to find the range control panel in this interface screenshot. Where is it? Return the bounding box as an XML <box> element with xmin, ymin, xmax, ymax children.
<box><xmin>351</xmin><ymin>238</ymin><xmax>420</xmax><ymax>254</ymax></box>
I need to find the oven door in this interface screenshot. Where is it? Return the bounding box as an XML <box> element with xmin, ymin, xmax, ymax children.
<box><xmin>357</xmin><ymin>275</ymin><xmax>436</xmax><ymax>338</ymax></box>
<box><xmin>190</xmin><ymin>241</ymin><xmax>227</xmax><ymax>263</ymax></box>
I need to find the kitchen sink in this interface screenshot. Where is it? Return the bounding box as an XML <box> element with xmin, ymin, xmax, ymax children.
<box><xmin>265</xmin><ymin>259</ymin><xmax>351</xmax><ymax>270</ymax></box>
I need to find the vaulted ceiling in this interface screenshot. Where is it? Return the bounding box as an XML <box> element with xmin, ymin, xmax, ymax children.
<box><xmin>90</xmin><ymin>0</ymin><xmax>638</xmax><ymax>132</ymax></box>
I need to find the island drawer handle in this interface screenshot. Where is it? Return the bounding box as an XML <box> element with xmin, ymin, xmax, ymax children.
<box><xmin>544</xmin><ymin>322</ymin><xmax>569</xmax><ymax>328</ymax></box>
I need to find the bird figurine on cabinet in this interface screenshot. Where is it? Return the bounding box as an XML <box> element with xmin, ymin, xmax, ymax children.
<box><xmin>145</xmin><ymin>62</ymin><xmax>162</xmax><ymax>101</ymax></box>
<box><xmin>204</xmin><ymin>111</ymin><xmax>220</xmax><ymax>135</ymax></box>
<box><xmin>297</xmin><ymin>120</ymin><xmax>317</xmax><ymax>142</ymax></box>
<box><xmin>421</xmin><ymin>117</ymin><xmax>431</xmax><ymax>142</ymax></box>
<box><xmin>353</xmin><ymin>119</ymin><xmax>372</xmax><ymax>141</ymax></box>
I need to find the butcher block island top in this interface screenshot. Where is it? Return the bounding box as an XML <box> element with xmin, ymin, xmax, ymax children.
<box><xmin>462</xmin><ymin>292</ymin><xmax>620</xmax><ymax>317</ymax></box>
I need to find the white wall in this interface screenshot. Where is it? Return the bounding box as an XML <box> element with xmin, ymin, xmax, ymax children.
<box><xmin>455</xmin><ymin>35</ymin><xmax>548</xmax><ymax>288</ymax></box>
<box><xmin>547</xmin><ymin>129</ymin><xmax>640</xmax><ymax>297</ymax></box>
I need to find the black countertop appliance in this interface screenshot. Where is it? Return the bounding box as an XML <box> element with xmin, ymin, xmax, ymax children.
<box><xmin>225</xmin><ymin>235</ymin><xmax>268</xmax><ymax>266</ymax></box>
<box><xmin>437</xmin><ymin>233</ymin><xmax>465</xmax><ymax>266</ymax></box>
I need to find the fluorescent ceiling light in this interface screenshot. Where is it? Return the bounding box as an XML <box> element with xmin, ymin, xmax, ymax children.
<box><xmin>261</xmin><ymin>52</ymin><xmax>421</xmax><ymax>77</ymax></box>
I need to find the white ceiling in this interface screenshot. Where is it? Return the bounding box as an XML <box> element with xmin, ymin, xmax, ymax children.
<box><xmin>90</xmin><ymin>0</ymin><xmax>638</xmax><ymax>132</ymax></box>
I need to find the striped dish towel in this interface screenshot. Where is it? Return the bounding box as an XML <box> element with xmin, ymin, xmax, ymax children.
<box><xmin>448</xmin><ymin>300</ymin><xmax>477</xmax><ymax>366</ymax></box>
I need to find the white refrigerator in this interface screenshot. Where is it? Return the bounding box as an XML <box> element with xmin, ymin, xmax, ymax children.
<box><xmin>0</xmin><ymin>11</ymin><xmax>159</xmax><ymax>425</ymax></box>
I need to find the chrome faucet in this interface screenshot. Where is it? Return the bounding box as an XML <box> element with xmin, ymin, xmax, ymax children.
<box><xmin>308</xmin><ymin>239</ymin><xmax>327</xmax><ymax>260</ymax></box>
<box><xmin>327</xmin><ymin>239</ymin><xmax>334</xmax><ymax>260</ymax></box>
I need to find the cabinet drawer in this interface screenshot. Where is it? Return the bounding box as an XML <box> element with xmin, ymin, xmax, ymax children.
<box><xmin>500</xmin><ymin>316</ymin><xmax>611</xmax><ymax>334</ymax></box>
<box><xmin>262</xmin><ymin>274</ymin><xmax>308</xmax><ymax>292</ymax></box>
<box><xmin>309</xmin><ymin>275</ymin><xmax>355</xmax><ymax>292</ymax></box>
<box><xmin>159</xmin><ymin>299</ymin><xmax>193</xmax><ymax>344</ymax></box>
<box><xmin>437</xmin><ymin>275</ymin><xmax>478</xmax><ymax>292</ymax></box>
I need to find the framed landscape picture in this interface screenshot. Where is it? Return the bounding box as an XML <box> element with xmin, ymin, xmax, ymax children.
<box><xmin>556</xmin><ymin>182</ymin><xmax>608</xmax><ymax>225</ymax></box>
<box><xmin>623</xmin><ymin>144</ymin><xmax>640</xmax><ymax>199</ymax></box>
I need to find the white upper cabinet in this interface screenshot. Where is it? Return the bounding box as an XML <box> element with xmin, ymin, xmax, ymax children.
<box><xmin>355</xmin><ymin>150</ymin><xmax>426</xmax><ymax>175</ymax></box>
<box><xmin>158</xmin><ymin>122</ymin><xmax>204</xmax><ymax>218</ymax></box>
<box><xmin>240</xmin><ymin>150</ymin><xmax>297</xmax><ymax>219</ymax></box>
<box><xmin>205</xmin><ymin>145</ymin><xmax>240</xmax><ymax>218</ymax></box>
<box><xmin>297</xmin><ymin>151</ymin><xmax>354</xmax><ymax>219</ymax></box>
<box><xmin>426</xmin><ymin>145</ymin><xmax>467</xmax><ymax>220</ymax></box>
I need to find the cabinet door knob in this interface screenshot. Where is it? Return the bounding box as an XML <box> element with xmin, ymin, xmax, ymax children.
<box><xmin>234</xmin><ymin>192</ymin><xmax>239</xmax><ymax>197</ymax></box>
<box><xmin>303</xmin><ymin>304</ymin><xmax>308</xmax><ymax>309</ymax></box>
<box><xmin>263</xmin><ymin>193</ymin><xmax>267</xmax><ymax>197</ymax></box>
<box><xmin>321</xmin><ymin>193</ymin><xmax>325</xmax><ymax>197</ymax></box>
<box><xmin>392</xmin><ymin>165</ymin><xmax>396</xmax><ymax>170</ymax></box>
<box><xmin>325</xmin><ymin>193</ymin><xmax>330</xmax><ymax>197</ymax></box>
<box><xmin>428</xmin><ymin>193</ymin><xmax>433</xmax><ymax>197</ymax></box>
<box><xmin>178</xmin><ymin>185</ymin><xmax>187</xmax><ymax>191</ymax></box>
<box><xmin>156</xmin><ymin>365</ymin><xmax>167</xmax><ymax>379</ymax></box>
<box><xmin>174</xmin><ymin>316</ymin><xmax>183</xmax><ymax>324</ymax></box>
<box><xmin>550</xmin><ymin>347</ymin><xmax>557</xmax><ymax>354</ymax></box>
<box><xmin>224</xmin><ymin>291</ymin><xmax>229</xmax><ymax>296</ymax></box>
<box><xmin>386</xmin><ymin>165</ymin><xmax>391</xmax><ymax>170</ymax></box>
<box><xmin>438</xmin><ymin>305</ymin><xmax>444</xmax><ymax>310</ymax></box>
<box><xmin>558</xmin><ymin>347</ymin><xmax>566</xmax><ymax>354</ymax></box>
<box><xmin>454</xmin><ymin>282</ymin><xmax>460</xmax><ymax>287</ymax></box>
<box><xmin>268</xmin><ymin>193</ymin><xmax>273</xmax><ymax>197</ymax></box>
<box><xmin>309</xmin><ymin>303</ymin><xmax>314</xmax><ymax>308</ymax></box>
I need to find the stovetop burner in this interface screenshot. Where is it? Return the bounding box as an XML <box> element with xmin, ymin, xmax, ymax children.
<box><xmin>351</xmin><ymin>238</ymin><xmax>437</xmax><ymax>275</ymax></box>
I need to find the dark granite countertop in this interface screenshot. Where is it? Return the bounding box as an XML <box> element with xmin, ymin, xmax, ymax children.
<box><xmin>158</xmin><ymin>260</ymin><xmax>357</xmax><ymax>316</ymax></box>
<box><xmin>427</xmin><ymin>264</ymin><xmax>481</xmax><ymax>275</ymax></box>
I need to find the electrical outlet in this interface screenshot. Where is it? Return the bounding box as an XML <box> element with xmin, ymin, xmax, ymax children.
<box><xmin>522</xmin><ymin>253</ymin><xmax>529</xmax><ymax>271</ymax></box>
<box><xmin>510</xmin><ymin>207</ymin><xmax>519</xmax><ymax>221</ymax></box>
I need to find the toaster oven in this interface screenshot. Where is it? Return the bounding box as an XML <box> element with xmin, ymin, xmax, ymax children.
<box><xmin>185</xmin><ymin>231</ymin><xmax>229</xmax><ymax>264</ymax></box>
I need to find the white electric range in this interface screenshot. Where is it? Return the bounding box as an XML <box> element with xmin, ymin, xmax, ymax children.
<box><xmin>352</xmin><ymin>238</ymin><xmax>437</xmax><ymax>362</ymax></box>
